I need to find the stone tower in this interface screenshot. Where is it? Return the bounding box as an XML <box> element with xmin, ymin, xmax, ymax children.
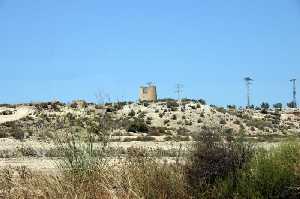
<box><xmin>139</xmin><ymin>85</ymin><xmax>157</xmax><ymax>102</ymax></box>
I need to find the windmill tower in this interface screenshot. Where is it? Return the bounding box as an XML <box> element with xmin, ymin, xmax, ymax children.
<box><xmin>139</xmin><ymin>82</ymin><xmax>157</xmax><ymax>102</ymax></box>
<box><xmin>244</xmin><ymin>77</ymin><xmax>253</xmax><ymax>108</ymax></box>
<box><xmin>290</xmin><ymin>79</ymin><xmax>297</xmax><ymax>108</ymax></box>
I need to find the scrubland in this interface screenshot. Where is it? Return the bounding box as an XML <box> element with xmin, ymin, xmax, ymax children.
<box><xmin>0</xmin><ymin>100</ymin><xmax>300</xmax><ymax>198</ymax></box>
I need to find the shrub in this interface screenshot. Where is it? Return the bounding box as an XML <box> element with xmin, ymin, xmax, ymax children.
<box><xmin>0</xmin><ymin>110</ymin><xmax>13</xmax><ymax>115</ymax></box>
<box><xmin>185</xmin><ymin>126</ymin><xmax>253</xmax><ymax>198</ymax></box>
<box><xmin>273</xmin><ymin>103</ymin><xmax>283</xmax><ymax>110</ymax></box>
<box><xmin>70</xmin><ymin>102</ymin><xmax>78</xmax><ymax>109</ymax></box>
<box><xmin>0</xmin><ymin>130</ymin><xmax>8</xmax><ymax>138</ymax></box>
<box><xmin>142</xmin><ymin>102</ymin><xmax>149</xmax><ymax>107</ymax></box>
<box><xmin>220</xmin><ymin>119</ymin><xmax>226</xmax><ymax>125</ymax></box>
<box><xmin>287</xmin><ymin>101</ymin><xmax>297</xmax><ymax>108</ymax></box>
<box><xmin>171</xmin><ymin>114</ymin><xmax>177</xmax><ymax>120</ymax></box>
<box><xmin>166</xmin><ymin>101</ymin><xmax>179</xmax><ymax>110</ymax></box>
<box><xmin>128</xmin><ymin>109</ymin><xmax>136</xmax><ymax>117</ymax></box>
<box><xmin>11</xmin><ymin>129</ymin><xmax>25</xmax><ymax>140</ymax></box>
<box><xmin>236</xmin><ymin>142</ymin><xmax>300</xmax><ymax>199</ymax></box>
<box><xmin>216</xmin><ymin>107</ymin><xmax>226</xmax><ymax>114</ymax></box>
<box><xmin>261</xmin><ymin>102</ymin><xmax>270</xmax><ymax>110</ymax></box>
<box><xmin>138</xmin><ymin>111</ymin><xmax>146</xmax><ymax>119</ymax></box>
<box><xmin>198</xmin><ymin>99</ymin><xmax>206</xmax><ymax>105</ymax></box>
<box><xmin>127</xmin><ymin>119</ymin><xmax>148</xmax><ymax>133</ymax></box>
<box><xmin>246</xmin><ymin>118</ymin><xmax>273</xmax><ymax>130</ymax></box>
<box><xmin>164</xmin><ymin>119</ymin><xmax>170</xmax><ymax>125</ymax></box>
<box><xmin>17</xmin><ymin>146</ymin><xmax>38</xmax><ymax>157</ymax></box>
<box><xmin>227</xmin><ymin>105</ymin><xmax>236</xmax><ymax>109</ymax></box>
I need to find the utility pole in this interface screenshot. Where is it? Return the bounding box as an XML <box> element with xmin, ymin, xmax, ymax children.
<box><xmin>244</xmin><ymin>77</ymin><xmax>253</xmax><ymax>108</ymax></box>
<box><xmin>290</xmin><ymin>79</ymin><xmax>297</xmax><ymax>108</ymax></box>
<box><xmin>175</xmin><ymin>84</ymin><xmax>183</xmax><ymax>103</ymax></box>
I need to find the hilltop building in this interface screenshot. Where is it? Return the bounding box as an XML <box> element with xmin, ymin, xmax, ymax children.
<box><xmin>139</xmin><ymin>85</ymin><xmax>157</xmax><ymax>102</ymax></box>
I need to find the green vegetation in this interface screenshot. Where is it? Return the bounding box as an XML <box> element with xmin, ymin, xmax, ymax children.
<box><xmin>128</xmin><ymin>109</ymin><xmax>136</xmax><ymax>117</ymax></box>
<box><xmin>273</xmin><ymin>102</ymin><xmax>283</xmax><ymax>110</ymax></box>
<box><xmin>127</xmin><ymin>119</ymin><xmax>149</xmax><ymax>133</ymax></box>
<box><xmin>261</xmin><ymin>102</ymin><xmax>270</xmax><ymax>110</ymax></box>
<box><xmin>245</xmin><ymin>117</ymin><xmax>273</xmax><ymax>130</ymax></box>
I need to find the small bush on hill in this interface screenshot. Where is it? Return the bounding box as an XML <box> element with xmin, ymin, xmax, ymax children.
<box><xmin>167</xmin><ymin>101</ymin><xmax>179</xmax><ymax>110</ymax></box>
<box><xmin>128</xmin><ymin>109</ymin><xmax>136</xmax><ymax>117</ymax></box>
<box><xmin>198</xmin><ymin>99</ymin><xmax>206</xmax><ymax>105</ymax></box>
<box><xmin>11</xmin><ymin>129</ymin><xmax>25</xmax><ymax>140</ymax></box>
<box><xmin>127</xmin><ymin>119</ymin><xmax>148</xmax><ymax>133</ymax></box>
<box><xmin>171</xmin><ymin>114</ymin><xmax>177</xmax><ymax>120</ymax></box>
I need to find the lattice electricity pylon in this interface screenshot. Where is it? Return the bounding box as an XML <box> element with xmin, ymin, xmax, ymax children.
<box><xmin>290</xmin><ymin>79</ymin><xmax>297</xmax><ymax>108</ymax></box>
<box><xmin>175</xmin><ymin>83</ymin><xmax>184</xmax><ymax>102</ymax></box>
<box><xmin>244</xmin><ymin>77</ymin><xmax>254</xmax><ymax>108</ymax></box>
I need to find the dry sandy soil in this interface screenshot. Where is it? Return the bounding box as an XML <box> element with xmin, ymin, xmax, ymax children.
<box><xmin>0</xmin><ymin>106</ymin><xmax>34</xmax><ymax>124</ymax></box>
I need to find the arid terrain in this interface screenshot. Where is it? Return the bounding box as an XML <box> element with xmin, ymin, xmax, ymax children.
<box><xmin>0</xmin><ymin>99</ymin><xmax>300</xmax><ymax>171</ymax></box>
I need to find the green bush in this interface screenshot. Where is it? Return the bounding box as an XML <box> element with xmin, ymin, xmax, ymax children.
<box><xmin>198</xmin><ymin>99</ymin><xmax>206</xmax><ymax>105</ymax></box>
<box><xmin>260</xmin><ymin>102</ymin><xmax>270</xmax><ymax>110</ymax></box>
<box><xmin>236</xmin><ymin>142</ymin><xmax>300</xmax><ymax>199</ymax></box>
<box><xmin>186</xmin><ymin>126</ymin><xmax>253</xmax><ymax>198</ymax></box>
<box><xmin>216</xmin><ymin>107</ymin><xmax>226</xmax><ymax>114</ymax></box>
<box><xmin>128</xmin><ymin>109</ymin><xmax>136</xmax><ymax>117</ymax></box>
<box><xmin>166</xmin><ymin>101</ymin><xmax>179</xmax><ymax>110</ymax></box>
<box><xmin>246</xmin><ymin>118</ymin><xmax>273</xmax><ymax>130</ymax></box>
<box><xmin>0</xmin><ymin>130</ymin><xmax>8</xmax><ymax>138</ymax></box>
<box><xmin>273</xmin><ymin>103</ymin><xmax>283</xmax><ymax>110</ymax></box>
<box><xmin>171</xmin><ymin>114</ymin><xmax>177</xmax><ymax>120</ymax></box>
<box><xmin>164</xmin><ymin>119</ymin><xmax>170</xmax><ymax>125</ymax></box>
<box><xmin>127</xmin><ymin>119</ymin><xmax>148</xmax><ymax>133</ymax></box>
<box><xmin>11</xmin><ymin>129</ymin><xmax>25</xmax><ymax>140</ymax></box>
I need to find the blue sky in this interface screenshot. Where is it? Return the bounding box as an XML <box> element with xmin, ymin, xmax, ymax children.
<box><xmin>0</xmin><ymin>0</ymin><xmax>299</xmax><ymax>106</ymax></box>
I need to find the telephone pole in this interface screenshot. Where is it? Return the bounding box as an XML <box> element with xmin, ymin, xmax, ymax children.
<box><xmin>244</xmin><ymin>77</ymin><xmax>253</xmax><ymax>108</ymax></box>
<box><xmin>290</xmin><ymin>79</ymin><xmax>297</xmax><ymax>108</ymax></box>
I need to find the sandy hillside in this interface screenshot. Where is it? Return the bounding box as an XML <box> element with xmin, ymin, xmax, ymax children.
<box><xmin>0</xmin><ymin>106</ymin><xmax>35</xmax><ymax>124</ymax></box>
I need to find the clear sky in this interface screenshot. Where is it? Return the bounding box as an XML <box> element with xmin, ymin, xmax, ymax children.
<box><xmin>0</xmin><ymin>0</ymin><xmax>299</xmax><ymax>106</ymax></box>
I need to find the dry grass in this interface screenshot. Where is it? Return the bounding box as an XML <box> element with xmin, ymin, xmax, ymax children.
<box><xmin>0</xmin><ymin>156</ymin><xmax>188</xmax><ymax>199</ymax></box>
